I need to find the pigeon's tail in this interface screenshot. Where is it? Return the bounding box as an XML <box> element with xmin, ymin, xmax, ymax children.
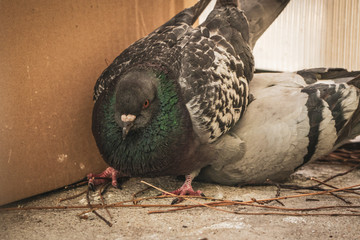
<box><xmin>239</xmin><ymin>0</ymin><xmax>290</xmax><ymax>48</ymax></box>
<box><xmin>299</xmin><ymin>68</ymin><xmax>360</xmax><ymax>150</ymax></box>
<box><xmin>190</xmin><ymin>0</ymin><xmax>213</xmax><ymax>25</ymax></box>
<box><xmin>297</xmin><ymin>68</ymin><xmax>360</xmax><ymax>85</ymax></box>
<box><xmin>215</xmin><ymin>0</ymin><xmax>240</xmax><ymax>8</ymax></box>
<box><xmin>334</xmin><ymin>75</ymin><xmax>360</xmax><ymax>149</ymax></box>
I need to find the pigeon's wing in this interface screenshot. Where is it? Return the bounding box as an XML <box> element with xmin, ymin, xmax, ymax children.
<box><xmin>179</xmin><ymin>1</ymin><xmax>254</xmax><ymax>143</ymax></box>
<box><xmin>93</xmin><ymin>0</ymin><xmax>211</xmax><ymax>101</ymax></box>
<box><xmin>198</xmin><ymin>69</ymin><xmax>360</xmax><ymax>185</ymax></box>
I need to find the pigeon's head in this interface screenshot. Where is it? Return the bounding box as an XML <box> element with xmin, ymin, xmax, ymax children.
<box><xmin>114</xmin><ymin>70</ymin><xmax>159</xmax><ymax>139</ymax></box>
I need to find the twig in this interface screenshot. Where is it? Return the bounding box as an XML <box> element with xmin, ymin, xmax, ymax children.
<box><xmin>315</xmin><ymin>164</ymin><xmax>360</xmax><ymax>185</ymax></box>
<box><xmin>266</xmin><ymin>179</ymin><xmax>285</xmax><ymax>206</ymax></box>
<box><xmin>132</xmin><ymin>186</ymin><xmax>152</xmax><ymax>204</ymax></box>
<box><xmin>99</xmin><ymin>183</ymin><xmax>112</xmax><ymax>219</ymax></box>
<box><xmin>83</xmin><ymin>188</ymin><xmax>112</xmax><ymax>227</ymax></box>
<box><xmin>311</xmin><ymin>178</ymin><xmax>360</xmax><ymax>196</ymax></box>
<box><xmin>63</xmin><ymin>179</ymin><xmax>88</xmax><ymax>190</ymax></box>
<box><xmin>256</xmin><ymin>183</ymin><xmax>324</xmax><ymax>191</ymax></box>
<box><xmin>58</xmin><ymin>190</ymin><xmax>87</xmax><ymax>202</ymax></box>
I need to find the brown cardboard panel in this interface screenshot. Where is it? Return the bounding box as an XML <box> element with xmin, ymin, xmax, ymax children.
<box><xmin>0</xmin><ymin>0</ymin><xmax>197</xmax><ymax>206</ymax></box>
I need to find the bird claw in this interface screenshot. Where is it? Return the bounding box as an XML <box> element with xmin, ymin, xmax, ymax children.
<box><xmin>86</xmin><ymin>167</ymin><xmax>123</xmax><ymax>190</ymax></box>
<box><xmin>171</xmin><ymin>197</ymin><xmax>183</xmax><ymax>205</ymax></box>
<box><xmin>88</xmin><ymin>181</ymin><xmax>96</xmax><ymax>192</ymax></box>
<box><xmin>170</xmin><ymin>191</ymin><xmax>205</xmax><ymax>205</ymax></box>
<box><xmin>166</xmin><ymin>184</ymin><xmax>205</xmax><ymax>205</ymax></box>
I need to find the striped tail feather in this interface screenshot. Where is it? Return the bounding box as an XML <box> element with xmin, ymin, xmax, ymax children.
<box><xmin>190</xmin><ymin>0</ymin><xmax>213</xmax><ymax>25</ymax></box>
<box><xmin>213</xmin><ymin>0</ymin><xmax>290</xmax><ymax>48</ymax></box>
<box><xmin>239</xmin><ymin>0</ymin><xmax>290</xmax><ymax>48</ymax></box>
<box><xmin>297</xmin><ymin>68</ymin><xmax>360</xmax><ymax>84</ymax></box>
<box><xmin>297</xmin><ymin>68</ymin><xmax>360</xmax><ymax>167</ymax></box>
<box><xmin>215</xmin><ymin>0</ymin><xmax>240</xmax><ymax>8</ymax></box>
<box><xmin>334</xmin><ymin>77</ymin><xmax>360</xmax><ymax>149</ymax></box>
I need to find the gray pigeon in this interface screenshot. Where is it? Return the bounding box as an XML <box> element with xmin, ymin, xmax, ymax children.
<box><xmin>197</xmin><ymin>68</ymin><xmax>360</xmax><ymax>185</ymax></box>
<box><xmin>88</xmin><ymin>0</ymin><xmax>290</xmax><ymax>195</ymax></box>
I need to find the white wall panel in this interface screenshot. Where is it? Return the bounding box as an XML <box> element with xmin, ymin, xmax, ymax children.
<box><xmin>253</xmin><ymin>0</ymin><xmax>360</xmax><ymax>71</ymax></box>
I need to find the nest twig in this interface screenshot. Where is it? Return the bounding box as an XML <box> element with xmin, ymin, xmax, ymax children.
<box><xmin>318</xmin><ymin>143</ymin><xmax>360</xmax><ymax>164</ymax></box>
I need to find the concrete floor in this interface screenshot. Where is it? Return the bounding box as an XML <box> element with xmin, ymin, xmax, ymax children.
<box><xmin>1</xmin><ymin>162</ymin><xmax>360</xmax><ymax>240</ymax></box>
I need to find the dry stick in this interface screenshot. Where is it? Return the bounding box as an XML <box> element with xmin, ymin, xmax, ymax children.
<box><xmin>274</xmin><ymin>186</ymin><xmax>285</xmax><ymax>206</ymax></box>
<box><xmin>311</xmin><ymin>177</ymin><xmax>360</xmax><ymax>196</ymax></box>
<box><xmin>0</xmin><ymin>205</ymin><xmax>94</xmax><ymax>211</ymax></box>
<box><xmin>77</xmin><ymin>203</ymin><xmax>195</xmax><ymax>216</ymax></box>
<box><xmin>330</xmin><ymin>152</ymin><xmax>352</xmax><ymax>158</ymax></box>
<box><xmin>328</xmin><ymin>191</ymin><xmax>351</xmax><ymax>204</ymax></box>
<box><xmin>350</xmin><ymin>154</ymin><xmax>360</xmax><ymax>160</ymax></box>
<box><xmin>147</xmin><ymin>183</ymin><xmax>360</xmax><ymax>214</ymax></box>
<box><xmin>266</xmin><ymin>179</ymin><xmax>285</xmax><ymax>206</ymax></box>
<box><xmin>338</xmin><ymin>149</ymin><xmax>354</xmax><ymax>154</ymax></box>
<box><xmin>84</xmin><ymin>188</ymin><xmax>112</xmax><ymax>227</ymax></box>
<box><xmin>58</xmin><ymin>189</ymin><xmax>88</xmax><ymax>202</ymax></box>
<box><xmin>315</xmin><ymin>164</ymin><xmax>360</xmax><ymax>186</ymax></box>
<box><xmin>63</xmin><ymin>179</ymin><xmax>88</xmax><ymax>190</ymax></box>
<box><xmin>99</xmin><ymin>183</ymin><xmax>112</xmax><ymax>219</ymax></box>
<box><xmin>132</xmin><ymin>186</ymin><xmax>152</xmax><ymax>204</ymax></box>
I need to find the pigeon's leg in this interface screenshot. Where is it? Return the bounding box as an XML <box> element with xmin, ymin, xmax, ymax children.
<box><xmin>170</xmin><ymin>169</ymin><xmax>204</xmax><ymax>196</ymax></box>
<box><xmin>87</xmin><ymin>167</ymin><xmax>123</xmax><ymax>189</ymax></box>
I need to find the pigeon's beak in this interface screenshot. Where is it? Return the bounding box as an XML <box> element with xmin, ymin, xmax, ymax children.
<box><xmin>121</xmin><ymin>114</ymin><xmax>136</xmax><ymax>140</ymax></box>
<box><xmin>122</xmin><ymin>122</ymin><xmax>134</xmax><ymax>140</ymax></box>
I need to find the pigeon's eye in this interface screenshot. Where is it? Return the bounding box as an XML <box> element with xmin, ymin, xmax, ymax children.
<box><xmin>143</xmin><ymin>99</ymin><xmax>150</xmax><ymax>109</ymax></box>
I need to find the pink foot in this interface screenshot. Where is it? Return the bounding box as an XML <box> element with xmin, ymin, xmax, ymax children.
<box><xmin>87</xmin><ymin>167</ymin><xmax>123</xmax><ymax>189</ymax></box>
<box><xmin>167</xmin><ymin>174</ymin><xmax>204</xmax><ymax>204</ymax></box>
<box><xmin>169</xmin><ymin>184</ymin><xmax>203</xmax><ymax>196</ymax></box>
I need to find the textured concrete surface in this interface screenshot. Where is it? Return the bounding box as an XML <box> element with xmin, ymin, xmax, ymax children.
<box><xmin>1</xmin><ymin>162</ymin><xmax>360</xmax><ymax>240</ymax></box>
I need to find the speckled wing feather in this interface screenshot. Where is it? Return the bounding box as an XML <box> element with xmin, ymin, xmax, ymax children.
<box><xmin>178</xmin><ymin>0</ymin><xmax>290</xmax><ymax>143</ymax></box>
<box><xmin>93</xmin><ymin>0</ymin><xmax>212</xmax><ymax>101</ymax></box>
<box><xmin>179</xmin><ymin>1</ymin><xmax>254</xmax><ymax>143</ymax></box>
